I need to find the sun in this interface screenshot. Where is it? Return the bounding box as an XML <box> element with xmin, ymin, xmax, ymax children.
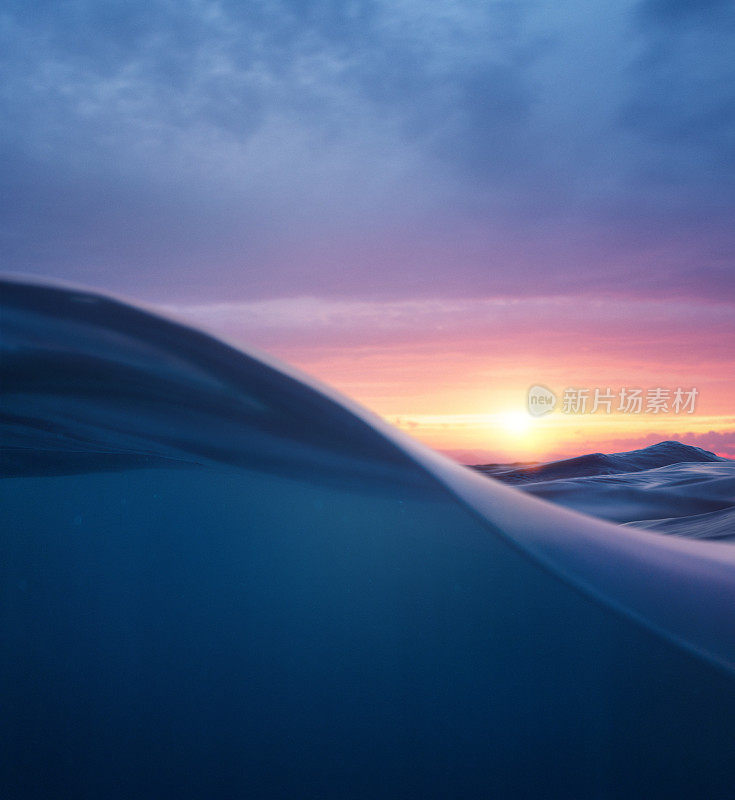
<box><xmin>497</xmin><ymin>410</ymin><xmax>532</xmax><ymax>437</ymax></box>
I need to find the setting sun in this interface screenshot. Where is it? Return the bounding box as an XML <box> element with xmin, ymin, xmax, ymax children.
<box><xmin>497</xmin><ymin>410</ymin><xmax>532</xmax><ymax>438</ymax></box>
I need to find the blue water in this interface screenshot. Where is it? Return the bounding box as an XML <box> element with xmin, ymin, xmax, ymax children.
<box><xmin>2</xmin><ymin>279</ymin><xmax>735</xmax><ymax>798</ymax></box>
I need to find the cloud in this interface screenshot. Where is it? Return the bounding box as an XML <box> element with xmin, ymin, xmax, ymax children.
<box><xmin>621</xmin><ymin>0</ymin><xmax>735</xmax><ymax>205</ymax></box>
<box><xmin>160</xmin><ymin>294</ymin><xmax>735</xmax><ymax>375</ymax></box>
<box><xmin>1</xmin><ymin>0</ymin><xmax>733</xmax><ymax>303</ymax></box>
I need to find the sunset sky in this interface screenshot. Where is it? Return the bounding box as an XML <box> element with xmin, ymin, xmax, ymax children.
<box><xmin>2</xmin><ymin>0</ymin><xmax>734</xmax><ymax>461</ymax></box>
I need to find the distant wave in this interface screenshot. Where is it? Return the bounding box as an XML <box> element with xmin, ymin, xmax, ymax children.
<box><xmin>475</xmin><ymin>440</ymin><xmax>727</xmax><ymax>482</ymax></box>
<box><xmin>473</xmin><ymin>442</ymin><xmax>735</xmax><ymax>541</ymax></box>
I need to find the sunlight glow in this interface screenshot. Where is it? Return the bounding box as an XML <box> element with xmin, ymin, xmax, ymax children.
<box><xmin>497</xmin><ymin>410</ymin><xmax>532</xmax><ymax>437</ymax></box>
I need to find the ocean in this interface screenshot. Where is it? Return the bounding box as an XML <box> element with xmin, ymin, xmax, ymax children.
<box><xmin>2</xmin><ymin>278</ymin><xmax>735</xmax><ymax>798</ymax></box>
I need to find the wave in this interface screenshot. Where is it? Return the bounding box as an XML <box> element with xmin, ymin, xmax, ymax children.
<box><xmin>474</xmin><ymin>443</ymin><xmax>735</xmax><ymax>541</ymax></box>
<box><xmin>475</xmin><ymin>440</ymin><xmax>728</xmax><ymax>483</ymax></box>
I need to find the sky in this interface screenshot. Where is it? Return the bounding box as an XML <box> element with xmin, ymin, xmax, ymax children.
<box><xmin>2</xmin><ymin>0</ymin><xmax>734</xmax><ymax>461</ymax></box>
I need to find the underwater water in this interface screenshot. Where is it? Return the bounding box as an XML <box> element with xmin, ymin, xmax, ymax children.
<box><xmin>2</xmin><ymin>279</ymin><xmax>735</xmax><ymax>799</ymax></box>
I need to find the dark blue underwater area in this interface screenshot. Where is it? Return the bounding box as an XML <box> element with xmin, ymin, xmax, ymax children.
<box><xmin>2</xmin><ymin>279</ymin><xmax>735</xmax><ymax>799</ymax></box>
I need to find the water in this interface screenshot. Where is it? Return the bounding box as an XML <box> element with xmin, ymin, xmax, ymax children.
<box><xmin>475</xmin><ymin>441</ymin><xmax>735</xmax><ymax>541</ymax></box>
<box><xmin>2</xmin><ymin>279</ymin><xmax>735</xmax><ymax>798</ymax></box>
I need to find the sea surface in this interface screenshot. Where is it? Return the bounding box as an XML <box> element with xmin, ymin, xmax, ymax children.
<box><xmin>473</xmin><ymin>440</ymin><xmax>735</xmax><ymax>542</ymax></box>
<box><xmin>2</xmin><ymin>278</ymin><xmax>735</xmax><ymax>799</ymax></box>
